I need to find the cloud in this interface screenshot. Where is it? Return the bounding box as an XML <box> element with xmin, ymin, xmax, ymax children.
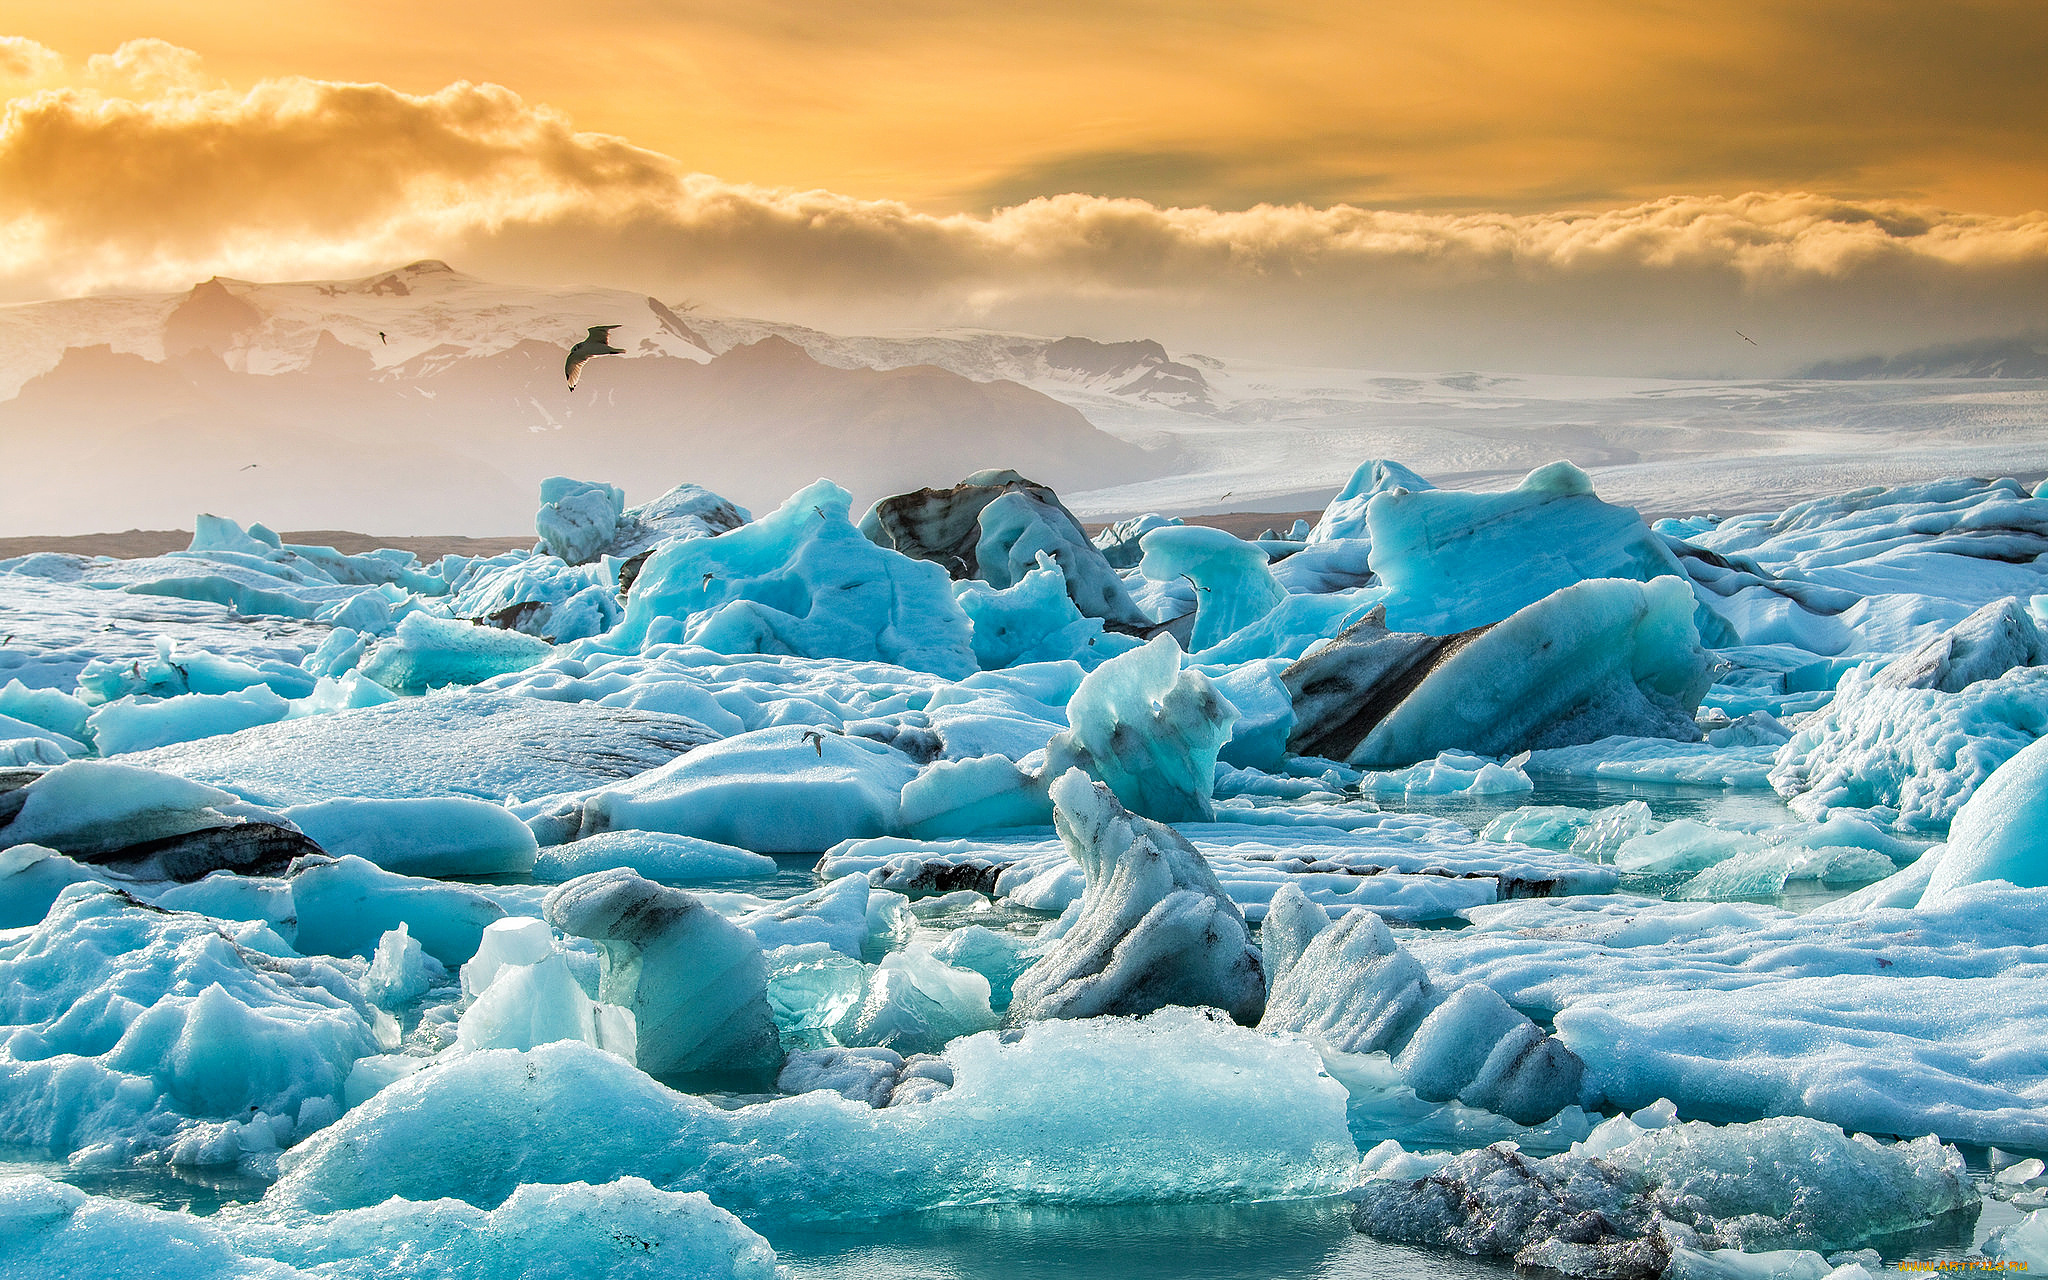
<box><xmin>2</xmin><ymin>40</ymin><xmax>2046</xmax><ymax>375</ymax></box>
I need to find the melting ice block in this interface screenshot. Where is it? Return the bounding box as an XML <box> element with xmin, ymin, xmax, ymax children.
<box><xmin>1923</xmin><ymin>732</ymin><xmax>2048</xmax><ymax>901</ymax></box>
<box><xmin>534</xmin><ymin>476</ymin><xmax>626</xmax><ymax>565</ymax></box>
<box><xmin>1770</xmin><ymin>665</ymin><xmax>2048</xmax><ymax>831</ymax></box>
<box><xmin>1138</xmin><ymin>525</ymin><xmax>1286</xmax><ymax>654</ymax></box>
<box><xmin>358</xmin><ymin>612</ymin><xmax>553</xmax><ymax>695</ymax></box>
<box><xmin>1042</xmin><ymin>635</ymin><xmax>1239</xmax><ymax>823</ymax></box>
<box><xmin>124</xmin><ymin>691</ymin><xmax>719</xmax><ymax>808</ymax></box>
<box><xmin>861</xmin><ymin>470</ymin><xmax>1149</xmax><ymax>630</ymax></box>
<box><xmin>1010</xmin><ymin>770</ymin><xmax>1266</xmax><ymax>1025</ymax></box>
<box><xmin>1367</xmin><ymin>460</ymin><xmax>1691</xmax><ymax>635</ymax></box>
<box><xmin>285</xmin><ymin>796</ymin><xmax>539</xmax><ymax>877</ymax></box>
<box><xmin>544</xmin><ymin>870</ymin><xmax>781</xmax><ymax>1077</ymax></box>
<box><xmin>5</xmin><ymin>1173</ymin><xmax>780</xmax><ymax>1280</ymax></box>
<box><xmin>579</xmin><ymin>725</ymin><xmax>919</xmax><ymax>852</ymax></box>
<box><xmin>1286</xmin><ymin>578</ymin><xmax>1711</xmax><ymax>768</ymax></box>
<box><xmin>532</xmin><ymin>830</ymin><xmax>775</xmax><ymax>883</ymax></box>
<box><xmin>1352</xmin><ymin>1114</ymin><xmax>1974</xmax><ymax>1272</ymax></box>
<box><xmin>0</xmin><ymin>883</ymin><xmax>378</xmax><ymax>1164</ymax></box>
<box><xmin>1258</xmin><ymin>887</ymin><xmax>1583</xmax><ymax>1125</ymax></box>
<box><xmin>269</xmin><ymin>1010</ymin><xmax>1357</xmax><ymax>1216</ymax></box>
<box><xmin>287</xmin><ymin>854</ymin><xmax>506</xmax><ymax>966</ymax></box>
<box><xmin>604</xmin><ymin>479</ymin><xmax>977</xmax><ymax>678</ymax></box>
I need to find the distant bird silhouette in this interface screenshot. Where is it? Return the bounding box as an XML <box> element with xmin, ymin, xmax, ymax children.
<box><xmin>378</xmin><ymin>331</ymin><xmax>388</xmax><ymax>344</ymax></box>
<box><xmin>239</xmin><ymin>463</ymin><xmax>259</xmax><ymax>471</ymax></box>
<box><xmin>565</xmin><ymin>325</ymin><xmax>625</xmax><ymax>389</ymax></box>
<box><xmin>1736</xmin><ymin>329</ymin><xmax>1758</xmax><ymax>346</ymax></box>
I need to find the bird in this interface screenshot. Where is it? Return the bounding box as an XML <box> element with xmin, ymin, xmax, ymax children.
<box><xmin>801</xmin><ymin>728</ymin><xmax>832</xmax><ymax>756</ymax></box>
<box><xmin>378</xmin><ymin>331</ymin><xmax>388</xmax><ymax>344</ymax></box>
<box><xmin>1736</xmin><ymin>329</ymin><xmax>1758</xmax><ymax>346</ymax></box>
<box><xmin>239</xmin><ymin>463</ymin><xmax>259</xmax><ymax>471</ymax></box>
<box><xmin>565</xmin><ymin>325</ymin><xmax>625</xmax><ymax>389</ymax></box>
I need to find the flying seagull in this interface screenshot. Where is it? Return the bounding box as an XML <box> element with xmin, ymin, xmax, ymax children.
<box><xmin>565</xmin><ymin>325</ymin><xmax>625</xmax><ymax>389</ymax></box>
<box><xmin>378</xmin><ymin>331</ymin><xmax>388</xmax><ymax>344</ymax></box>
<box><xmin>239</xmin><ymin>463</ymin><xmax>259</xmax><ymax>471</ymax></box>
<box><xmin>1736</xmin><ymin>329</ymin><xmax>1758</xmax><ymax>346</ymax></box>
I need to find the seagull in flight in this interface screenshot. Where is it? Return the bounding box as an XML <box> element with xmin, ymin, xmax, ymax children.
<box><xmin>239</xmin><ymin>463</ymin><xmax>259</xmax><ymax>471</ymax></box>
<box><xmin>565</xmin><ymin>325</ymin><xmax>625</xmax><ymax>389</ymax></box>
<box><xmin>1735</xmin><ymin>329</ymin><xmax>1758</xmax><ymax>346</ymax></box>
<box><xmin>378</xmin><ymin>331</ymin><xmax>388</xmax><ymax>344</ymax></box>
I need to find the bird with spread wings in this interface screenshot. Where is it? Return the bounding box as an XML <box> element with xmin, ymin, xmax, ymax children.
<box><xmin>565</xmin><ymin>325</ymin><xmax>625</xmax><ymax>388</ymax></box>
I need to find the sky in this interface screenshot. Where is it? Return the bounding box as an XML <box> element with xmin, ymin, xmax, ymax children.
<box><xmin>2</xmin><ymin>2</ymin><xmax>2046</xmax><ymax>374</ymax></box>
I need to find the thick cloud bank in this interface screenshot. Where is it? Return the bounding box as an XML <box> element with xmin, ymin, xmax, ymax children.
<box><xmin>2</xmin><ymin>39</ymin><xmax>2045</xmax><ymax>372</ymax></box>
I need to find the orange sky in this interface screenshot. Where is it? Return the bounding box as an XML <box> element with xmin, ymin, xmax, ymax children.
<box><xmin>1</xmin><ymin>6</ymin><xmax>2044</xmax><ymax>372</ymax></box>
<box><xmin>10</xmin><ymin>0</ymin><xmax>2046</xmax><ymax>214</ymax></box>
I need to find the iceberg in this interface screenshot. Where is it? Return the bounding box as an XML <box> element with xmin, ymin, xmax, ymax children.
<box><xmin>1042</xmin><ymin>635</ymin><xmax>1239</xmax><ymax>823</ymax></box>
<box><xmin>543</xmin><ymin>870</ymin><xmax>782</xmax><ymax>1077</ymax></box>
<box><xmin>268</xmin><ymin>1010</ymin><xmax>1357</xmax><ymax>1217</ymax></box>
<box><xmin>1009</xmin><ymin>771</ymin><xmax>1266</xmax><ymax>1025</ymax></box>
<box><xmin>1367</xmin><ymin>460</ymin><xmax>1693</xmax><ymax>636</ymax></box>
<box><xmin>603</xmin><ymin>479</ymin><xmax>977</xmax><ymax>677</ymax></box>
<box><xmin>1286</xmin><ymin>577</ymin><xmax>1711</xmax><ymax>768</ymax></box>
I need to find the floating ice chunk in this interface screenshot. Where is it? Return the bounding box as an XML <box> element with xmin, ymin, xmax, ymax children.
<box><xmin>1356</xmin><ymin>578</ymin><xmax>1710</xmax><ymax>768</ymax></box>
<box><xmin>1614</xmin><ymin>819</ymin><xmax>1752</xmax><ymax>874</ymax></box>
<box><xmin>737</xmin><ymin>873</ymin><xmax>896</xmax><ymax>960</ymax></box>
<box><xmin>532</xmin><ymin>830</ymin><xmax>775</xmax><ymax>882</ymax></box>
<box><xmin>0</xmin><ymin>710</ymin><xmax>84</xmax><ymax>757</ymax></box>
<box><xmin>1259</xmin><ymin>902</ymin><xmax>1582</xmax><ymax>1125</ymax></box>
<box><xmin>898</xmin><ymin>752</ymin><xmax>1053</xmax><ymax>837</ymax></box>
<box><xmin>1987</xmin><ymin>1207</ymin><xmax>2048</xmax><ymax>1269</ymax></box>
<box><xmin>1367</xmin><ymin>460</ymin><xmax>1692</xmax><ymax>635</ymax></box>
<box><xmin>1771</xmin><ymin>666</ymin><xmax>2048</xmax><ymax>831</ymax></box>
<box><xmin>829</xmin><ymin>948</ymin><xmax>999</xmax><ymax>1055</ymax></box>
<box><xmin>0</xmin><ymin>842</ymin><xmax>111</xmax><ymax>928</ymax></box>
<box><xmin>288</xmin><ymin>855</ymin><xmax>506</xmax><ymax>966</ymax></box>
<box><xmin>544</xmin><ymin>870</ymin><xmax>781</xmax><ymax>1077</ymax></box>
<box><xmin>3</xmin><ymin>1173</ymin><xmax>782</xmax><ymax>1280</ymax></box>
<box><xmin>443</xmin><ymin>553</ymin><xmax>621</xmax><ymax>642</ymax></box>
<box><xmin>777</xmin><ymin>1045</ymin><xmax>907</xmax><ymax>1106</ymax></box>
<box><xmin>78</xmin><ymin>637</ymin><xmax>316</xmax><ymax>706</ymax></box>
<box><xmin>0</xmin><ymin>760</ymin><xmax>245</xmax><ymax>856</ymax></box>
<box><xmin>461</xmin><ymin>917</ymin><xmax>558</xmax><ymax>998</ymax></box>
<box><xmin>1924</xmin><ymin>733</ymin><xmax>2048</xmax><ymax>901</ymax></box>
<box><xmin>1527</xmin><ymin>735</ymin><xmax>1782</xmax><ymax>788</ymax></box>
<box><xmin>1138</xmin><ymin>525</ymin><xmax>1286</xmax><ymax>654</ymax></box>
<box><xmin>862</xmin><ymin>471</ymin><xmax>1149</xmax><ymax>628</ymax></box>
<box><xmin>927</xmin><ymin>924</ymin><xmax>1037</xmax><ymax>1012</ymax></box>
<box><xmin>1042</xmin><ymin>635</ymin><xmax>1239</xmax><ymax>823</ymax></box>
<box><xmin>0</xmin><ymin>736</ymin><xmax>67</xmax><ymax>766</ymax></box>
<box><xmin>1360</xmin><ymin>750</ymin><xmax>1533</xmax><ymax>796</ymax></box>
<box><xmin>286</xmin><ymin>670</ymin><xmax>400</xmax><ymax>716</ymax></box>
<box><xmin>360</xmin><ymin>923</ymin><xmax>441</xmax><ymax>1009</ymax></box>
<box><xmin>1676</xmin><ymin>843</ymin><xmax>1896</xmax><ymax>900</ymax></box>
<box><xmin>607</xmin><ymin>479</ymin><xmax>977</xmax><ymax>677</ymax></box>
<box><xmin>358</xmin><ymin>612</ymin><xmax>553</xmax><ymax>695</ymax></box>
<box><xmin>1010</xmin><ymin>770</ymin><xmax>1265</xmax><ymax>1024</ymax></box>
<box><xmin>284</xmin><ymin>796</ymin><xmax>538</xmax><ymax>877</ymax></box>
<box><xmin>610</xmin><ymin>482</ymin><xmax>752</xmax><ymax>557</ymax></box>
<box><xmin>534</xmin><ymin>476</ymin><xmax>626</xmax><ymax>565</ymax></box>
<box><xmin>953</xmin><ymin>553</ymin><xmax>1138</xmax><ymax>670</ymax></box>
<box><xmin>581</xmin><ymin>725</ymin><xmax>918</xmax><ymax>852</ymax></box>
<box><xmin>1876</xmin><ymin>596</ymin><xmax>2048</xmax><ymax>693</ymax></box>
<box><xmin>1189</xmin><ymin>590</ymin><xmax>1384</xmax><ymax>665</ymax></box>
<box><xmin>0</xmin><ymin>884</ymin><xmax>378</xmax><ymax>1164</ymax></box>
<box><xmin>155</xmin><ymin>871</ymin><xmax>299</xmax><ymax>940</ymax></box>
<box><xmin>1255</xmin><ymin>882</ymin><xmax>1330</xmax><ymax>986</ymax></box>
<box><xmin>1092</xmin><ymin>512</ymin><xmax>1183</xmax><ymax>568</ymax></box>
<box><xmin>762</xmin><ymin>941</ymin><xmax>872</xmax><ymax>1051</ymax></box>
<box><xmin>454</xmin><ymin>946</ymin><xmax>635</xmax><ymax>1063</ymax></box>
<box><xmin>1308</xmin><ymin>459</ymin><xmax>1435</xmax><ymax>544</ymax></box>
<box><xmin>1353</xmin><ymin>1115</ymin><xmax>1973</xmax><ymax>1272</ymax></box>
<box><xmin>270</xmin><ymin>1009</ymin><xmax>1358</xmax><ymax>1216</ymax></box>
<box><xmin>127</xmin><ymin>691</ymin><xmax>719</xmax><ymax>808</ymax></box>
<box><xmin>0</xmin><ymin>678</ymin><xmax>92</xmax><ymax>741</ymax></box>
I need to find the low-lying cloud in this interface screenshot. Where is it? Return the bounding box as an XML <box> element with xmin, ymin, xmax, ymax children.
<box><xmin>4</xmin><ymin>40</ymin><xmax>2046</xmax><ymax>375</ymax></box>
